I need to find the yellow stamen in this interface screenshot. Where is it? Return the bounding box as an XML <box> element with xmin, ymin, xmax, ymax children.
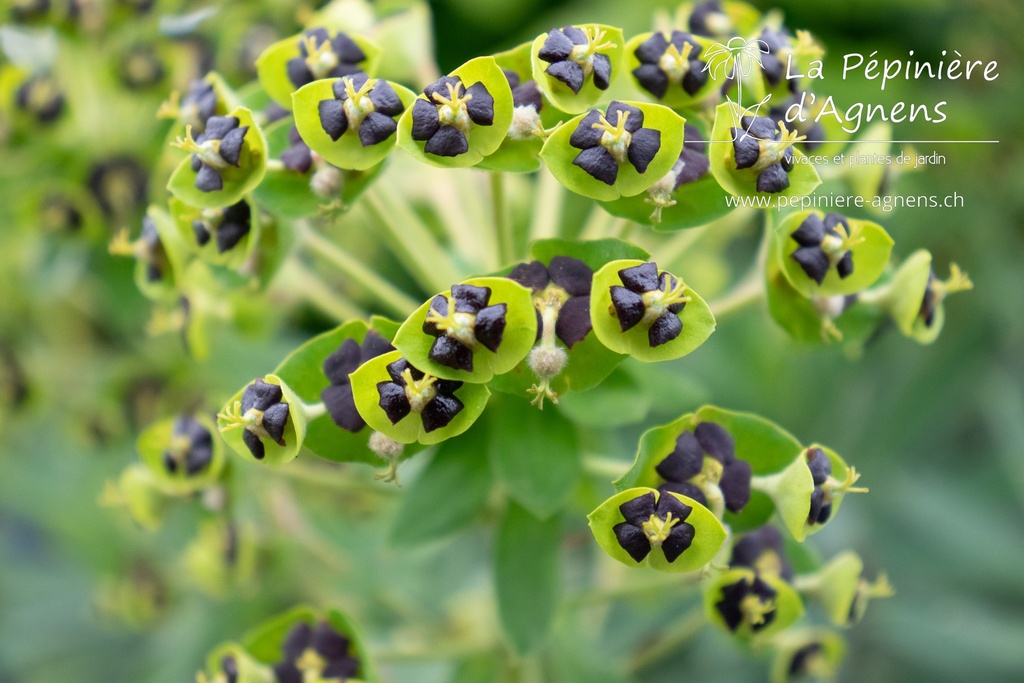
<box><xmin>641</xmin><ymin>511</ymin><xmax>680</xmax><ymax>545</ymax></box>
<box><xmin>301</xmin><ymin>34</ymin><xmax>340</xmax><ymax>79</ymax></box>
<box><xmin>401</xmin><ymin>368</ymin><xmax>438</xmax><ymax>413</ymax></box>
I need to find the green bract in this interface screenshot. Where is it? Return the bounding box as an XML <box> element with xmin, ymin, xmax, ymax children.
<box><xmin>271</xmin><ymin>319</ymin><xmax>422</xmax><ymax>466</ymax></box>
<box><xmin>199</xmin><ymin>642</ymin><xmax>273</xmax><ymax>683</ymax></box>
<box><xmin>132</xmin><ymin>205</ymin><xmax>190</xmax><ymax>302</ymax></box>
<box><xmin>396</xmin><ymin>56</ymin><xmax>514</xmax><ymax>168</ymax></box>
<box><xmin>703</xmin><ymin>568</ymin><xmax>804</xmax><ymax>639</ymax></box>
<box><xmin>393</xmin><ymin>277</ymin><xmax>537</xmax><ymax>383</ymax></box>
<box><xmin>540</xmin><ymin>101</ymin><xmax>685</xmax><ymax>202</ymax></box>
<box><xmin>709</xmin><ymin>102</ymin><xmax>821</xmax><ymax>203</ymax></box>
<box><xmin>349</xmin><ymin>350</ymin><xmax>490</xmax><ymax>445</ymax></box>
<box><xmin>530</xmin><ymin>24</ymin><xmax>624</xmax><ymax>114</ymax></box>
<box><xmin>167</xmin><ymin>107</ymin><xmax>268</xmax><ymax>210</ymax></box>
<box><xmin>169</xmin><ymin>196</ymin><xmax>259</xmax><ymax>270</ymax></box>
<box><xmin>765</xmin><ymin>233</ymin><xmax>886</xmax><ymax>347</ymax></box>
<box><xmin>239</xmin><ymin>605</ymin><xmax>379</xmax><ymax>683</ymax></box>
<box><xmin>886</xmin><ymin>250</ymin><xmax>972</xmax><ymax>345</ymax></box>
<box><xmin>776</xmin><ymin>210</ymin><xmax>894</xmax><ymax>298</ymax></box>
<box><xmin>476</xmin><ymin>41</ymin><xmax>552</xmax><ymax>174</ymax></box>
<box><xmin>588</xmin><ymin>487</ymin><xmax>726</xmax><ymax>573</ymax></box>
<box><xmin>624</xmin><ymin>32</ymin><xmax>718</xmax><ymax>108</ymax></box>
<box><xmin>183</xmin><ymin>520</ymin><xmax>257</xmax><ymax>599</ymax></box>
<box><xmin>798</xmin><ymin>551</ymin><xmax>893</xmax><ymax>627</ymax></box>
<box><xmin>251</xmin><ymin>118</ymin><xmax>322</xmax><ymax>219</ymax></box>
<box><xmin>755</xmin><ymin>445</ymin><xmax>857</xmax><ymax>542</ymax></box>
<box><xmin>489</xmin><ymin>239</ymin><xmax>642</xmax><ymax>401</ymax></box>
<box><xmin>292</xmin><ymin>77</ymin><xmax>417</xmax><ymax>171</ymax></box>
<box><xmin>769</xmin><ymin>628</ymin><xmax>846</xmax><ymax>683</ymax></box>
<box><xmin>217</xmin><ymin>374</ymin><xmax>308</xmax><ymax>466</ymax></box>
<box><xmin>589</xmin><ymin>258</ymin><xmax>715</xmax><ymax>362</ymax></box>
<box><xmin>103</xmin><ymin>465</ymin><xmax>169</xmax><ymax>532</ymax></box>
<box><xmin>136</xmin><ymin>414</ymin><xmax>225</xmax><ymax>495</ymax></box>
<box><xmin>255</xmin><ymin>29</ymin><xmax>380</xmax><ymax>109</ymax></box>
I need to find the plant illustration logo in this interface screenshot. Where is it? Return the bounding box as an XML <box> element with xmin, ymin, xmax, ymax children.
<box><xmin>703</xmin><ymin>37</ymin><xmax>772</xmax><ymax>140</ymax></box>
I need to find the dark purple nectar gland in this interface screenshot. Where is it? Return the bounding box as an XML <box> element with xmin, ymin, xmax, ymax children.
<box><xmin>569</xmin><ymin>101</ymin><xmax>662</xmax><ymax>185</ymax></box>
<box><xmin>317</xmin><ymin>73</ymin><xmax>406</xmax><ymax>147</ymax></box>
<box><xmin>171</xmin><ymin>116</ymin><xmax>249</xmax><ymax>193</ymax></box>
<box><xmin>198</xmin><ymin>654</ymin><xmax>238</xmax><ymax>683</ymax></box>
<box><xmin>376</xmin><ymin>358</ymin><xmax>464</xmax><ymax>433</ymax></box>
<box><xmin>644</xmin><ymin>123</ymin><xmax>711</xmax><ymax>222</ymax></box>
<box><xmin>918</xmin><ymin>264</ymin><xmax>973</xmax><ymax>328</ymax></box>
<box><xmin>281</xmin><ymin>126</ymin><xmax>313</xmax><ymax>173</ymax></box>
<box><xmin>421</xmin><ymin>284</ymin><xmax>507</xmax><ymax>372</ymax></box>
<box><xmin>107</xmin><ymin>215</ymin><xmax>169</xmax><ymax>283</ymax></box>
<box><xmin>804</xmin><ymin>447</ymin><xmax>867</xmax><ymax>526</ymax></box>
<box><xmin>537</xmin><ymin>25</ymin><xmax>615</xmax><ymax>94</ymax></box>
<box><xmin>730</xmin><ymin>115</ymin><xmax>804</xmax><ymax>194</ymax></box>
<box><xmin>191</xmin><ymin>200</ymin><xmax>251</xmax><ymax>254</ymax></box>
<box><xmin>632</xmin><ymin>31</ymin><xmax>709</xmax><ymax>99</ymax></box>
<box><xmin>655</xmin><ymin>421</ymin><xmax>752</xmax><ymax>515</ymax></box>
<box><xmin>321</xmin><ymin>332</ymin><xmax>394</xmax><ymax>433</ymax></box>
<box><xmin>15</xmin><ymin>74</ymin><xmax>64</xmax><ymax>124</ymax></box>
<box><xmin>688</xmin><ymin>1</ymin><xmax>732</xmax><ymax>37</ymax></box>
<box><xmin>609</xmin><ymin>262</ymin><xmax>690</xmax><ymax>347</ymax></box>
<box><xmin>162</xmin><ymin>415</ymin><xmax>214</xmax><ymax>476</ymax></box>
<box><xmin>502</xmin><ymin>69</ymin><xmax>546</xmax><ymax>140</ymax></box>
<box><xmin>217</xmin><ymin>378</ymin><xmax>290</xmax><ymax>460</ymax></box>
<box><xmin>410</xmin><ymin>76</ymin><xmax>495</xmax><ymax>157</ymax></box>
<box><xmin>273</xmin><ymin>620</ymin><xmax>361</xmax><ymax>683</ymax></box>
<box><xmin>613</xmin><ymin>491</ymin><xmax>695</xmax><ymax>564</ymax></box>
<box><xmin>730</xmin><ymin>526</ymin><xmax>793</xmax><ymax>580</ymax></box>
<box><xmin>716</xmin><ymin>574</ymin><xmax>778</xmax><ymax>633</ymax></box>
<box><xmin>508</xmin><ymin>257</ymin><xmax>594</xmax><ymax>407</ymax></box>
<box><xmin>287</xmin><ymin>29</ymin><xmax>366</xmax><ymax>89</ymax></box>
<box><xmin>790</xmin><ymin>213</ymin><xmax>863</xmax><ymax>285</ymax></box>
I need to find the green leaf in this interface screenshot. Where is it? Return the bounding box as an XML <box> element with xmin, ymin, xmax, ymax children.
<box><xmin>349</xmin><ymin>350</ymin><xmax>491</xmax><ymax>445</ymax></box>
<box><xmin>777</xmin><ymin>210</ymin><xmax>894</xmax><ymax>297</ymax></box>
<box><xmin>216</xmin><ymin>374</ymin><xmax>308</xmax><ymax>466</ymax></box>
<box><xmin>292</xmin><ymin>77</ymin><xmax>418</xmax><ymax>171</ymax></box>
<box><xmin>708</xmin><ymin>102</ymin><xmax>821</xmax><ymax>205</ymax></box>
<box><xmin>495</xmin><ymin>501</ymin><xmax>561</xmax><ymax>654</ymax></box>
<box><xmin>530</xmin><ymin>25</ymin><xmax>625</xmax><ymax>115</ymax></box>
<box><xmin>167</xmin><ymin>106</ymin><xmax>268</xmax><ymax>209</ymax></box>
<box><xmin>556</xmin><ymin>366</ymin><xmax>651</xmax><ymax>428</ymax></box>
<box><xmin>703</xmin><ymin>568</ymin><xmax>804</xmax><ymax>638</ymax></box>
<box><xmin>487</xmin><ymin>395</ymin><xmax>581</xmax><ymax>519</ymax></box>
<box><xmin>390</xmin><ymin>424</ymin><xmax>493</xmax><ymax>546</ymax></box>
<box><xmin>396</xmin><ymin>56</ymin><xmax>514</xmax><ymax>168</ymax></box>
<box><xmin>136</xmin><ymin>414</ymin><xmax>225</xmax><ymax>495</ymax></box>
<box><xmin>540</xmin><ymin>101</ymin><xmax>685</xmax><ymax>202</ymax></box>
<box><xmin>393</xmin><ymin>277</ymin><xmax>537</xmax><ymax>383</ymax></box>
<box><xmin>587</xmin><ymin>487</ymin><xmax>726</xmax><ymax>573</ymax></box>
<box><xmin>590</xmin><ymin>259</ymin><xmax>715</xmax><ymax>362</ymax></box>
<box><xmin>623</xmin><ymin>32</ymin><xmax>719</xmax><ymax>108</ymax></box>
<box><xmin>255</xmin><ymin>29</ymin><xmax>381</xmax><ymax>109</ymax></box>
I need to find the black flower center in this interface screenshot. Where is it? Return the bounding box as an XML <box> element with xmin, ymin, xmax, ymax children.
<box><xmin>612</xmin><ymin>491</ymin><xmax>695</xmax><ymax>563</ymax></box>
<box><xmin>730</xmin><ymin>115</ymin><xmax>803</xmax><ymax>193</ymax></box>
<box><xmin>537</xmin><ymin>24</ymin><xmax>615</xmax><ymax>94</ymax></box>
<box><xmin>421</xmin><ymin>284</ymin><xmax>507</xmax><ymax>372</ymax></box>
<box><xmin>655</xmin><ymin>421</ymin><xmax>752</xmax><ymax>513</ymax></box>
<box><xmin>569</xmin><ymin>101</ymin><xmax>662</xmax><ymax>185</ymax></box>
<box><xmin>608</xmin><ymin>262</ymin><xmax>690</xmax><ymax>347</ymax></box>
<box><xmin>376</xmin><ymin>358</ymin><xmax>464</xmax><ymax>433</ymax></box>
<box><xmin>317</xmin><ymin>73</ymin><xmax>406</xmax><ymax>147</ymax></box>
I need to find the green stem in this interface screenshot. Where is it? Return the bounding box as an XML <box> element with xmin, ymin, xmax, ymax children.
<box><xmin>277</xmin><ymin>259</ymin><xmax>366</xmax><ymax>321</ymax></box>
<box><xmin>296</xmin><ymin>222</ymin><xmax>418</xmax><ymax>317</ymax></box>
<box><xmin>530</xmin><ymin>167</ymin><xmax>566</xmax><ymax>241</ymax></box>
<box><xmin>491</xmin><ymin>171</ymin><xmax>514</xmax><ymax>266</ymax></box>
<box><xmin>579</xmin><ymin>206</ymin><xmax>617</xmax><ymax>240</ymax></box>
<box><xmin>655</xmin><ymin>225</ymin><xmax>707</xmax><ymax>267</ymax></box>
<box><xmin>565</xmin><ymin>572</ymin><xmax>698</xmax><ymax>608</ymax></box>
<box><xmin>627</xmin><ymin>608</ymin><xmax>706</xmax><ymax>673</ymax></box>
<box><xmin>707</xmin><ymin>275</ymin><xmax>764</xmax><ymax>319</ymax></box>
<box><xmin>363</xmin><ymin>185</ymin><xmax>462</xmax><ymax>293</ymax></box>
